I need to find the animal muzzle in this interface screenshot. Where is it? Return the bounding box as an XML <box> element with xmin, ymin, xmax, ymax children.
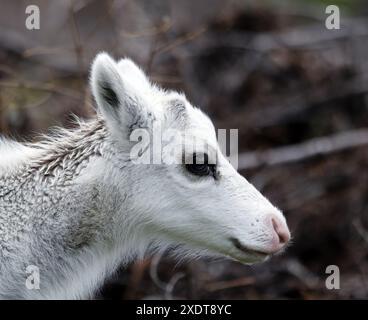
<box><xmin>231</xmin><ymin>213</ymin><xmax>291</xmax><ymax>257</ymax></box>
<box><xmin>266</xmin><ymin>214</ymin><xmax>290</xmax><ymax>253</ymax></box>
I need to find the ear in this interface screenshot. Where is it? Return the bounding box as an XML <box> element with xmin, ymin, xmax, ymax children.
<box><xmin>118</xmin><ymin>58</ymin><xmax>150</xmax><ymax>89</ymax></box>
<box><xmin>90</xmin><ymin>52</ymin><xmax>151</xmax><ymax>140</ymax></box>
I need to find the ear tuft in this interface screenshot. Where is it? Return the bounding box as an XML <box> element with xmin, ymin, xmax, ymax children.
<box><xmin>90</xmin><ymin>52</ymin><xmax>123</xmax><ymax>110</ymax></box>
<box><xmin>100</xmin><ymin>82</ymin><xmax>120</xmax><ymax>107</ymax></box>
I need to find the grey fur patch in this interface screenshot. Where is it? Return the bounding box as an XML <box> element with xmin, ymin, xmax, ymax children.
<box><xmin>168</xmin><ymin>99</ymin><xmax>188</xmax><ymax>124</ymax></box>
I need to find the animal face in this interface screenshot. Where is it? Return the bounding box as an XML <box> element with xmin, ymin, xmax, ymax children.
<box><xmin>90</xmin><ymin>53</ymin><xmax>290</xmax><ymax>264</ymax></box>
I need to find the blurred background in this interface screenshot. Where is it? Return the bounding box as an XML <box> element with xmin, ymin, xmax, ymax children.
<box><xmin>1</xmin><ymin>0</ymin><xmax>368</xmax><ymax>299</ymax></box>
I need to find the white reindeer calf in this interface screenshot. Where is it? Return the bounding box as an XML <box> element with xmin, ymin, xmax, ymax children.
<box><xmin>0</xmin><ymin>53</ymin><xmax>290</xmax><ymax>299</ymax></box>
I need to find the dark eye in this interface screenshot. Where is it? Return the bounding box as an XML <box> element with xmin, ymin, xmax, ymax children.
<box><xmin>185</xmin><ymin>153</ymin><xmax>215</xmax><ymax>177</ymax></box>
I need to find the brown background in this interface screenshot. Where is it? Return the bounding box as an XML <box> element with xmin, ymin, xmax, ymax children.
<box><xmin>0</xmin><ymin>0</ymin><xmax>367</xmax><ymax>299</ymax></box>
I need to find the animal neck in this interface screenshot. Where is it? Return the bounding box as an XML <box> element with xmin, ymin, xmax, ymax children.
<box><xmin>0</xmin><ymin>117</ymin><xmax>149</xmax><ymax>299</ymax></box>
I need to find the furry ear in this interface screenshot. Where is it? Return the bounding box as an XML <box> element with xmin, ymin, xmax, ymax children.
<box><xmin>118</xmin><ymin>58</ymin><xmax>150</xmax><ymax>89</ymax></box>
<box><xmin>90</xmin><ymin>53</ymin><xmax>151</xmax><ymax>140</ymax></box>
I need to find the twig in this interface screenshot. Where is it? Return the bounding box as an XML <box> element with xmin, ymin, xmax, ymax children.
<box><xmin>0</xmin><ymin>92</ymin><xmax>6</xmax><ymax>134</ymax></box>
<box><xmin>164</xmin><ymin>272</ymin><xmax>185</xmax><ymax>300</ymax></box>
<box><xmin>121</xmin><ymin>18</ymin><xmax>172</xmax><ymax>39</ymax></box>
<box><xmin>149</xmin><ymin>252</ymin><xmax>185</xmax><ymax>300</ymax></box>
<box><xmin>205</xmin><ymin>277</ymin><xmax>255</xmax><ymax>292</ymax></box>
<box><xmin>244</xmin><ymin>76</ymin><xmax>368</xmax><ymax>129</ymax></box>
<box><xmin>0</xmin><ymin>80</ymin><xmax>82</xmax><ymax>100</ymax></box>
<box><xmin>184</xmin><ymin>18</ymin><xmax>368</xmax><ymax>56</ymax></box>
<box><xmin>285</xmin><ymin>259</ymin><xmax>320</xmax><ymax>289</ymax></box>
<box><xmin>22</xmin><ymin>46</ymin><xmax>73</xmax><ymax>58</ymax></box>
<box><xmin>149</xmin><ymin>252</ymin><xmax>168</xmax><ymax>291</ymax></box>
<box><xmin>353</xmin><ymin>218</ymin><xmax>368</xmax><ymax>244</ymax></box>
<box><xmin>147</xmin><ymin>26</ymin><xmax>207</xmax><ymax>73</ymax></box>
<box><xmin>69</xmin><ymin>0</ymin><xmax>85</xmax><ymax>78</ymax></box>
<box><xmin>238</xmin><ymin>128</ymin><xmax>368</xmax><ymax>170</ymax></box>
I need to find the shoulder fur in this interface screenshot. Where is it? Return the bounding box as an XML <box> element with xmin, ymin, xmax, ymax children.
<box><xmin>0</xmin><ymin>117</ymin><xmax>107</xmax><ymax>179</ymax></box>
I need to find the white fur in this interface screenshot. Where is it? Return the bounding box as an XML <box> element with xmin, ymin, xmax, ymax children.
<box><xmin>0</xmin><ymin>53</ymin><xmax>289</xmax><ymax>299</ymax></box>
<box><xmin>0</xmin><ymin>139</ymin><xmax>41</xmax><ymax>175</ymax></box>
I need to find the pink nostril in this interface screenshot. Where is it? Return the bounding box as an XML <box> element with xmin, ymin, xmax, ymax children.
<box><xmin>271</xmin><ymin>217</ymin><xmax>290</xmax><ymax>245</ymax></box>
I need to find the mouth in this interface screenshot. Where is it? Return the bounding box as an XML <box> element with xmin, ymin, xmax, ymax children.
<box><xmin>229</xmin><ymin>238</ymin><xmax>270</xmax><ymax>259</ymax></box>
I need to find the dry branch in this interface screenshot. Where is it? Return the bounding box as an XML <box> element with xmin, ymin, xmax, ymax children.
<box><xmin>149</xmin><ymin>252</ymin><xmax>185</xmax><ymax>300</ymax></box>
<box><xmin>353</xmin><ymin>218</ymin><xmax>368</xmax><ymax>244</ymax></box>
<box><xmin>0</xmin><ymin>80</ymin><xmax>83</xmax><ymax>101</ymax></box>
<box><xmin>184</xmin><ymin>17</ymin><xmax>368</xmax><ymax>56</ymax></box>
<box><xmin>238</xmin><ymin>128</ymin><xmax>368</xmax><ymax>170</ymax></box>
<box><xmin>205</xmin><ymin>277</ymin><xmax>255</xmax><ymax>292</ymax></box>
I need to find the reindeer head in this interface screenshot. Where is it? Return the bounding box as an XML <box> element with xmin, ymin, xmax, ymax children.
<box><xmin>90</xmin><ymin>53</ymin><xmax>290</xmax><ymax>264</ymax></box>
